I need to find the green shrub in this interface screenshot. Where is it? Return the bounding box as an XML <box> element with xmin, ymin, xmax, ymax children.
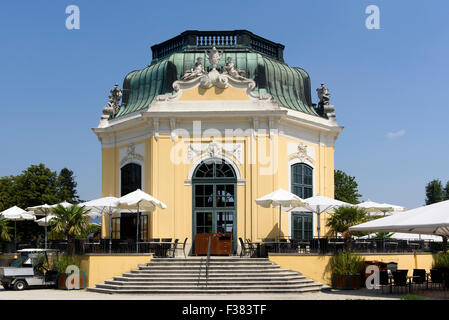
<box><xmin>329</xmin><ymin>251</ymin><xmax>365</xmax><ymax>275</ymax></box>
<box><xmin>432</xmin><ymin>251</ymin><xmax>449</xmax><ymax>269</ymax></box>
<box><xmin>54</xmin><ymin>255</ymin><xmax>79</xmax><ymax>274</ymax></box>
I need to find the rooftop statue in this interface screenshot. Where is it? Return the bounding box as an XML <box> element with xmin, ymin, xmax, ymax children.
<box><xmin>316</xmin><ymin>83</ymin><xmax>330</xmax><ymax>106</ymax></box>
<box><xmin>316</xmin><ymin>83</ymin><xmax>336</xmax><ymax>123</ymax></box>
<box><xmin>101</xmin><ymin>84</ymin><xmax>122</xmax><ymax>121</ymax></box>
<box><xmin>180</xmin><ymin>57</ymin><xmax>206</xmax><ymax>81</ymax></box>
<box><xmin>222</xmin><ymin>57</ymin><xmax>247</xmax><ymax>80</ymax></box>
<box><xmin>205</xmin><ymin>46</ymin><xmax>223</xmax><ymax>70</ymax></box>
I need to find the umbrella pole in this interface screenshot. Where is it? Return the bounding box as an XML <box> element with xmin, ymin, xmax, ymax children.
<box><xmin>44</xmin><ymin>214</ymin><xmax>47</xmax><ymax>249</ymax></box>
<box><xmin>278</xmin><ymin>206</ymin><xmax>281</xmax><ymax>253</ymax></box>
<box><xmin>14</xmin><ymin>221</ymin><xmax>17</xmax><ymax>252</ymax></box>
<box><xmin>136</xmin><ymin>202</ymin><xmax>140</xmax><ymax>253</ymax></box>
<box><xmin>109</xmin><ymin>208</ymin><xmax>112</xmax><ymax>254</ymax></box>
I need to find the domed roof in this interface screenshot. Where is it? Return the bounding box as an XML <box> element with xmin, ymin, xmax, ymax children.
<box><xmin>115</xmin><ymin>30</ymin><xmax>321</xmax><ymax>119</ymax></box>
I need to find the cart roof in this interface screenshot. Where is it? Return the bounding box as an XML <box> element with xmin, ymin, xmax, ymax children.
<box><xmin>17</xmin><ymin>249</ymin><xmax>58</xmax><ymax>252</ymax></box>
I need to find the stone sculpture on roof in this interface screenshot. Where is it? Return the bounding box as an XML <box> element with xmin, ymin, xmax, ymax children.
<box><xmin>205</xmin><ymin>46</ymin><xmax>223</xmax><ymax>70</ymax></box>
<box><xmin>101</xmin><ymin>84</ymin><xmax>122</xmax><ymax>122</ymax></box>
<box><xmin>180</xmin><ymin>57</ymin><xmax>206</xmax><ymax>81</ymax></box>
<box><xmin>222</xmin><ymin>57</ymin><xmax>247</xmax><ymax>80</ymax></box>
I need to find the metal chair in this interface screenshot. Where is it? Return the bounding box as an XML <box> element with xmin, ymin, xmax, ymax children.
<box><xmin>239</xmin><ymin>238</ymin><xmax>256</xmax><ymax>257</ymax></box>
<box><xmin>412</xmin><ymin>269</ymin><xmax>427</xmax><ymax>291</ymax></box>
<box><xmin>429</xmin><ymin>269</ymin><xmax>444</xmax><ymax>289</ymax></box>
<box><xmin>166</xmin><ymin>239</ymin><xmax>179</xmax><ymax>258</ymax></box>
<box><xmin>391</xmin><ymin>270</ymin><xmax>410</xmax><ymax>293</ymax></box>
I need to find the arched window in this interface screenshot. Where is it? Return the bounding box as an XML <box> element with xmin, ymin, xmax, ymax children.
<box><xmin>120</xmin><ymin>163</ymin><xmax>142</xmax><ymax>196</ymax></box>
<box><xmin>291</xmin><ymin>163</ymin><xmax>313</xmax><ymax>199</ymax></box>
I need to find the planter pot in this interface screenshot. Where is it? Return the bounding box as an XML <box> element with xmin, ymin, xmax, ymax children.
<box><xmin>57</xmin><ymin>273</ymin><xmax>86</xmax><ymax>290</ymax></box>
<box><xmin>332</xmin><ymin>274</ymin><xmax>362</xmax><ymax>289</ymax></box>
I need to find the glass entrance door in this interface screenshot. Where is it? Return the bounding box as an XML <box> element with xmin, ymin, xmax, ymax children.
<box><xmin>192</xmin><ymin>158</ymin><xmax>237</xmax><ymax>254</ymax></box>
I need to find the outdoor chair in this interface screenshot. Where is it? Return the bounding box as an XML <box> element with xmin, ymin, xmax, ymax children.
<box><xmin>411</xmin><ymin>269</ymin><xmax>427</xmax><ymax>291</ymax></box>
<box><xmin>161</xmin><ymin>238</ymin><xmax>172</xmax><ymax>242</ymax></box>
<box><xmin>429</xmin><ymin>269</ymin><xmax>444</xmax><ymax>289</ymax></box>
<box><xmin>391</xmin><ymin>270</ymin><xmax>410</xmax><ymax>294</ymax></box>
<box><xmin>239</xmin><ymin>238</ymin><xmax>256</xmax><ymax>257</ymax></box>
<box><xmin>378</xmin><ymin>270</ymin><xmax>391</xmax><ymax>294</ymax></box>
<box><xmin>166</xmin><ymin>239</ymin><xmax>179</xmax><ymax>258</ymax></box>
<box><xmin>176</xmin><ymin>237</ymin><xmax>188</xmax><ymax>258</ymax></box>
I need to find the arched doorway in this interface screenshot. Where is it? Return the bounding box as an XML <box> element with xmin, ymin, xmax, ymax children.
<box><xmin>111</xmin><ymin>163</ymin><xmax>147</xmax><ymax>241</ymax></box>
<box><xmin>192</xmin><ymin>158</ymin><xmax>237</xmax><ymax>254</ymax></box>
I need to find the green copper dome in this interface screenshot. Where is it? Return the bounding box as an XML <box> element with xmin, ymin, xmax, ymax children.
<box><xmin>115</xmin><ymin>30</ymin><xmax>320</xmax><ymax>118</ymax></box>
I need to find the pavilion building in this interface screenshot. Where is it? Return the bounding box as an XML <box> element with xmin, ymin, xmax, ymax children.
<box><xmin>93</xmin><ymin>30</ymin><xmax>343</xmax><ymax>255</ymax></box>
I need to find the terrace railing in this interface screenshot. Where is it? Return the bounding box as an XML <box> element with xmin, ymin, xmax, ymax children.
<box><xmin>150</xmin><ymin>30</ymin><xmax>285</xmax><ymax>63</ymax></box>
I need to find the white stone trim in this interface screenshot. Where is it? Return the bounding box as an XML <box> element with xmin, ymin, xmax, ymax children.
<box><xmin>185</xmin><ymin>153</ymin><xmax>244</xmax><ymax>186</ymax></box>
<box><xmin>118</xmin><ymin>142</ymin><xmax>146</xmax><ymax>196</ymax></box>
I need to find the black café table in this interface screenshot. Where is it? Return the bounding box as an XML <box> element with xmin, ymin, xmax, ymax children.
<box><xmin>139</xmin><ymin>241</ymin><xmax>173</xmax><ymax>257</ymax></box>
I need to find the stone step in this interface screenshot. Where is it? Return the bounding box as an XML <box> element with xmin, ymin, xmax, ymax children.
<box><xmin>139</xmin><ymin>261</ymin><xmax>276</xmax><ymax>268</ymax></box>
<box><xmin>148</xmin><ymin>257</ymin><xmax>272</xmax><ymax>261</ymax></box>
<box><xmin>104</xmin><ymin>279</ymin><xmax>314</xmax><ymax>287</ymax></box>
<box><xmin>95</xmin><ymin>281</ymin><xmax>322</xmax><ymax>290</ymax></box>
<box><xmin>126</xmin><ymin>271</ymin><xmax>300</xmax><ymax>277</ymax></box>
<box><xmin>139</xmin><ymin>265</ymin><xmax>280</xmax><ymax>271</ymax></box>
<box><xmin>113</xmin><ymin>275</ymin><xmax>307</xmax><ymax>282</ymax></box>
<box><xmin>87</xmin><ymin>286</ymin><xmax>323</xmax><ymax>294</ymax></box>
<box><xmin>89</xmin><ymin>257</ymin><xmax>322</xmax><ymax>295</ymax></box>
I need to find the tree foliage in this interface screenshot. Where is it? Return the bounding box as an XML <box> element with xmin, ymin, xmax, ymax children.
<box><xmin>57</xmin><ymin>168</ymin><xmax>80</xmax><ymax>203</ymax></box>
<box><xmin>0</xmin><ymin>164</ymin><xmax>81</xmax><ymax>241</ymax></box>
<box><xmin>425</xmin><ymin>179</ymin><xmax>444</xmax><ymax>205</ymax></box>
<box><xmin>334</xmin><ymin>170</ymin><xmax>362</xmax><ymax>204</ymax></box>
<box><xmin>444</xmin><ymin>181</ymin><xmax>449</xmax><ymax>201</ymax></box>
<box><xmin>0</xmin><ymin>218</ymin><xmax>12</xmax><ymax>242</ymax></box>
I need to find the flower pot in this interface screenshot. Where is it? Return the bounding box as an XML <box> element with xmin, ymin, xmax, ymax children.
<box><xmin>57</xmin><ymin>273</ymin><xmax>86</xmax><ymax>290</ymax></box>
<box><xmin>332</xmin><ymin>274</ymin><xmax>362</xmax><ymax>289</ymax></box>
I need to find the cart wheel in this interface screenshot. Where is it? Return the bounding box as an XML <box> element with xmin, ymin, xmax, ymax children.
<box><xmin>13</xmin><ymin>280</ymin><xmax>27</xmax><ymax>291</ymax></box>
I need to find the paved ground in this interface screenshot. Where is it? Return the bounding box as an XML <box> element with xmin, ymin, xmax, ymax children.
<box><xmin>0</xmin><ymin>287</ymin><xmax>408</xmax><ymax>300</ymax></box>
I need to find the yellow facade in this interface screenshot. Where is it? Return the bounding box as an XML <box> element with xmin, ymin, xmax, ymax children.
<box><xmin>77</xmin><ymin>254</ymin><xmax>152</xmax><ymax>288</ymax></box>
<box><xmin>97</xmin><ymin>82</ymin><xmax>341</xmax><ymax>252</ymax></box>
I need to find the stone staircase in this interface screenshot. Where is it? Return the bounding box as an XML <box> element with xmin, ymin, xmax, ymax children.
<box><xmin>87</xmin><ymin>257</ymin><xmax>323</xmax><ymax>294</ymax></box>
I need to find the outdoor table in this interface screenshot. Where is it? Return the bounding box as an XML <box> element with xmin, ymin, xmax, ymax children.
<box><xmin>251</xmin><ymin>242</ymin><xmax>281</xmax><ymax>257</ymax></box>
<box><xmin>139</xmin><ymin>241</ymin><xmax>173</xmax><ymax>257</ymax></box>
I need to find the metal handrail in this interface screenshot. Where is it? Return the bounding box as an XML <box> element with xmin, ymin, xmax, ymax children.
<box><xmin>205</xmin><ymin>235</ymin><xmax>212</xmax><ymax>287</ymax></box>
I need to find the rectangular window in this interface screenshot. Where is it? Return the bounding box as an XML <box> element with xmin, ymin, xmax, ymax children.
<box><xmin>292</xmin><ymin>213</ymin><xmax>313</xmax><ymax>240</ymax></box>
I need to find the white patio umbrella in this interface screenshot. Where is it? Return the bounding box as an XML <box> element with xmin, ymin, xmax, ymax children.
<box><xmin>79</xmin><ymin>196</ymin><xmax>120</xmax><ymax>253</ymax></box>
<box><xmin>0</xmin><ymin>206</ymin><xmax>35</xmax><ymax>249</ymax></box>
<box><xmin>117</xmin><ymin>189</ymin><xmax>167</xmax><ymax>252</ymax></box>
<box><xmin>357</xmin><ymin>200</ymin><xmax>406</xmax><ymax>217</ymax></box>
<box><xmin>349</xmin><ymin>199</ymin><xmax>449</xmax><ymax>242</ymax></box>
<box><xmin>287</xmin><ymin>194</ymin><xmax>354</xmax><ymax>238</ymax></box>
<box><xmin>255</xmin><ymin>189</ymin><xmax>307</xmax><ymax>241</ymax></box>
<box><xmin>27</xmin><ymin>201</ymin><xmax>73</xmax><ymax>248</ymax></box>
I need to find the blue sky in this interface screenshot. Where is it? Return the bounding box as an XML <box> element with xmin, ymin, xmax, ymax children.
<box><xmin>0</xmin><ymin>1</ymin><xmax>448</xmax><ymax>210</ymax></box>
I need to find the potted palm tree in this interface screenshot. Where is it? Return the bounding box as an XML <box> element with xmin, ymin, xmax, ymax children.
<box><xmin>329</xmin><ymin>251</ymin><xmax>365</xmax><ymax>289</ymax></box>
<box><xmin>50</xmin><ymin>204</ymin><xmax>89</xmax><ymax>289</ymax></box>
<box><xmin>326</xmin><ymin>206</ymin><xmax>368</xmax><ymax>251</ymax></box>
